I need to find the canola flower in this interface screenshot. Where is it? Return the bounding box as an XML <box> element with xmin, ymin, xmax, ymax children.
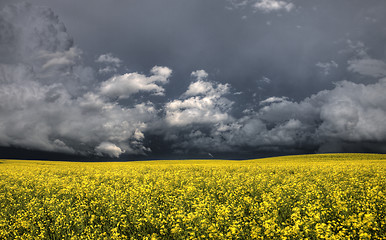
<box><xmin>0</xmin><ymin>153</ymin><xmax>385</xmax><ymax>239</ymax></box>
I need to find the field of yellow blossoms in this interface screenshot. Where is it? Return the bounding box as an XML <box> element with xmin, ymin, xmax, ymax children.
<box><xmin>1</xmin><ymin>153</ymin><xmax>385</xmax><ymax>239</ymax></box>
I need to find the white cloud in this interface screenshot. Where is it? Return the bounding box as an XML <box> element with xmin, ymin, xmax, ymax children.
<box><xmin>191</xmin><ymin>70</ymin><xmax>208</xmax><ymax>81</ymax></box>
<box><xmin>95</xmin><ymin>142</ymin><xmax>123</xmax><ymax>158</ymax></box>
<box><xmin>165</xmin><ymin>96</ymin><xmax>232</xmax><ymax>126</ymax></box>
<box><xmin>344</xmin><ymin>39</ymin><xmax>386</xmax><ymax>78</ymax></box>
<box><xmin>165</xmin><ymin>72</ymin><xmax>232</xmax><ymax>126</ymax></box>
<box><xmin>241</xmin><ymin>79</ymin><xmax>386</xmax><ymax>151</ymax></box>
<box><xmin>0</xmin><ymin>3</ymin><xmax>159</xmax><ymax>157</ymax></box>
<box><xmin>96</xmin><ymin>53</ymin><xmax>122</xmax><ymax>65</ymax></box>
<box><xmin>260</xmin><ymin>96</ymin><xmax>288</xmax><ymax>105</ymax></box>
<box><xmin>96</xmin><ymin>53</ymin><xmax>122</xmax><ymax>74</ymax></box>
<box><xmin>152</xmin><ymin>66</ymin><xmax>173</xmax><ymax>78</ymax></box>
<box><xmin>184</xmin><ymin>80</ymin><xmax>215</xmax><ymax>97</ymax></box>
<box><xmin>40</xmin><ymin>47</ymin><xmax>81</xmax><ymax>70</ymax></box>
<box><xmin>253</xmin><ymin>0</ymin><xmax>294</xmax><ymax>12</ymax></box>
<box><xmin>316</xmin><ymin>80</ymin><xmax>386</xmax><ymax>142</ymax></box>
<box><xmin>100</xmin><ymin>66</ymin><xmax>172</xmax><ymax>99</ymax></box>
<box><xmin>184</xmin><ymin>71</ymin><xmax>229</xmax><ymax>97</ymax></box>
<box><xmin>98</xmin><ymin>66</ymin><xmax>117</xmax><ymax>74</ymax></box>
<box><xmin>227</xmin><ymin>0</ymin><xmax>294</xmax><ymax>13</ymax></box>
<box><xmin>165</xmin><ymin>76</ymin><xmax>386</xmax><ymax>154</ymax></box>
<box><xmin>347</xmin><ymin>58</ymin><xmax>386</xmax><ymax>78</ymax></box>
<box><xmin>184</xmin><ymin>81</ymin><xmax>210</xmax><ymax>96</ymax></box>
<box><xmin>0</xmin><ymin>68</ymin><xmax>157</xmax><ymax>156</ymax></box>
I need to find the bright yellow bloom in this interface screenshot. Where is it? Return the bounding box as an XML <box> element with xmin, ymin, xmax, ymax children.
<box><xmin>0</xmin><ymin>153</ymin><xmax>385</xmax><ymax>239</ymax></box>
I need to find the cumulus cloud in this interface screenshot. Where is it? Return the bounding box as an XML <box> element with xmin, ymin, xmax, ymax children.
<box><xmin>95</xmin><ymin>142</ymin><xmax>123</xmax><ymax>158</ymax></box>
<box><xmin>2</xmin><ymin>2</ymin><xmax>386</xmax><ymax>159</ymax></box>
<box><xmin>191</xmin><ymin>70</ymin><xmax>208</xmax><ymax>81</ymax></box>
<box><xmin>159</xmin><ymin>72</ymin><xmax>236</xmax><ymax>155</ymax></box>
<box><xmin>260</xmin><ymin>96</ymin><xmax>289</xmax><ymax>105</ymax></box>
<box><xmin>0</xmin><ymin>67</ymin><xmax>157</xmax><ymax>156</ymax></box>
<box><xmin>96</xmin><ymin>53</ymin><xmax>122</xmax><ymax>65</ymax></box>
<box><xmin>100</xmin><ymin>66</ymin><xmax>172</xmax><ymax>99</ymax></box>
<box><xmin>234</xmin><ymin>79</ymin><xmax>386</xmax><ymax>153</ymax></box>
<box><xmin>253</xmin><ymin>0</ymin><xmax>294</xmax><ymax>12</ymax></box>
<box><xmin>160</xmin><ymin>74</ymin><xmax>386</xmax><ymax>155</ymax></box>
<box><xmin>165</xmin><ymin>71</ymin><xmax>233</xmax><ymax>126</ymax></box>
<box><xmin>0</xmin><ymin>3</ymin><xmax>159</xmax><ymax>157</ymax></box>
<box><xmin>344</xmin><ymin>38</ymin><xmax>386</xmax><ymax>78</ymax></box>
<box><xmin>183</xmin><ymin>72</ymin><xmax>229</xmax><ymax>97</ymax></box>
<box><xmin>347</xmin><ymin>58</ymin><xmax>386</xmax><ymax>78</ymax></box>
<box><xmin>96</xmin><ymin>53</ymin><xmax>122</xmax><ymax>74</ymax></box>
<box><xmin>317</xmin><ymin>80</ymin><xmax>386</xmax><ymax>142</ymax></box>
<box><xmin>40</xmin><ymin>47</ymin><xmax>81</xmax><ymax>70</ymax></box>
<box><xmin>227</xmin><ymin>0</ymin><xmax>294</xmax><ymax>13</ymax></box>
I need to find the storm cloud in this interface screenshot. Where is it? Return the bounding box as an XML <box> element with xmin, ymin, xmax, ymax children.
<box><xmin>0</xmin><ymin>3</ymin><xmax>159</xmax><ymax>157</ymax></box>
<box><xmin>1</xmin><ymin>1</ymin><xmax>386</xmax><ymax>159</ymax></box>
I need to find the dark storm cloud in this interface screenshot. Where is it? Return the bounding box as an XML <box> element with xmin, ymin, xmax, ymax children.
<box><xmin>1</xmin><ymin>1</ymin><xmax>386</xmax><ymax>159</ymax></box>
<box><xmin>153</xmin><ymin>74</ymin><xmax>386</xmax><ymax>156</ymax></box>
<box><xmin>29</xmin><ymin>0</ymin><xmax>386</xmax><ymax>100</ymax></box>
<box><xmin>0</xmin><ymin>3</ymin><xmax>165</xmax><ymax>157</ymax></box>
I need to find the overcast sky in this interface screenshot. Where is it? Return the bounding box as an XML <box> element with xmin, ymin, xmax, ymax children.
<box><xmin>1</xmin><ymin>0</ymin><xmax>386</xmax><ymax>159</ymax></box>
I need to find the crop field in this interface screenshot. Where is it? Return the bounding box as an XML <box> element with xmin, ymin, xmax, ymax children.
<box><xmin>0</xmin><ymin>154</ymin><xmax>385</xmax><ymax>239</ymax></box>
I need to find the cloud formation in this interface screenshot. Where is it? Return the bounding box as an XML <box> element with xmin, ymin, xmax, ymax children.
<box><xmin>167</xmin><ymin>77</ymin><xmax>386</xmax><ymax>155</ymax></box>
<box><xmin>1</xmin><ymin>2</ymin><xmax>386</xmax><ymax>159</ymax></box>
<box><xmin>95</xmin><ymin>142</ymin><xmax>124</xmax><ymax>158</ymax></box>
<box><xmin>253</xmin><ymin>0</ymin><xmax>294</xmax><ymax>12</ymax></box>
<box><xmin>96</xmin><ymin>53</ymin><xmax>122</xmax><ymax>74</ymax></box>
<box><xmin>100</xmin><ymin>66</ymin><xmax>172</xmax><ymax>99</ymax></box>
<box><xmin>228</xmin><ymin>0</ymin><xmax>294</xmax><ymax>12</ymax></box>
<box><xmin>347</xmin><ymin>58</ymin><xmax>386</xmax><ymax>78</ymax></box>
<box><xmin>165</xmin><ymin>70</ymin><xmax>232</xmax><ymax>126</ymax></box>
<box><xmin>0</xmin><ymin>3</ymin><xmax>160</xmax><ymax>157</ymax></box>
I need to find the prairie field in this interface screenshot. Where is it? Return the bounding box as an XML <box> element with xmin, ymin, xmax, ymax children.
<box><xmin>0</xmin><ymin>153</ymin><xmax>385</xmax><ymax>239</ymax></box>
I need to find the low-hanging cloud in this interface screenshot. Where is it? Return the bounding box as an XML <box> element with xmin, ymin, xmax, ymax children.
<box><xmin>0</xmin><ymin>3</ymin><xmax>161</xmax><ymax>157</ymax></box>
<box><xmin>100</xmin><ymin>66</ymin><xmax>172</xmax><ymax>99</ymax></box>
<box><xmin>238</xmin><ymin>79</ymin><xmax>386</xmax><ymax>153</ymax></box>
<box><xmin>165</xmin><ymin>70</ymin><xmax>233</xmax><ymax>127</ymax></box>
<box><xmin>157</xmin><ymin>75</ymin><xmax>386</xmax><ymax>155</ymax></box>
<box><xmin>1</xmin><ymin>2</ymin><xmax>386</xmax><ymax>159</ymax></box>
<box><xmin>95</xmin><ymin>142</ymin><xmax>124</xmax><ymax>158</ymax></box>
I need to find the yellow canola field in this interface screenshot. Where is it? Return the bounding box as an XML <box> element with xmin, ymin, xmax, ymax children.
<box><xmin>0</xmin><ymin>153</ymin><xmax>385</xmax><ymax>239</ymax></box>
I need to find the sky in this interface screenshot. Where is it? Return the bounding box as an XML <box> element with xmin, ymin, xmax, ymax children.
<box><xmin>1</xmin><ymin>0</ymin><xmax>386</xmax><ymax>160</ymax></box>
